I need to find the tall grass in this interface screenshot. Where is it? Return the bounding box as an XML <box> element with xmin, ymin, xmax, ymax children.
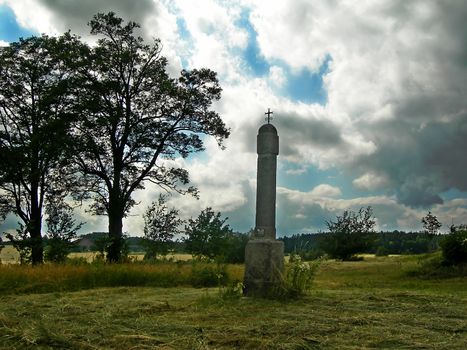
<box><xmin>0</xmin><ymin>261</ymin><xmax>244</xmax><ymax>294</ymax></box>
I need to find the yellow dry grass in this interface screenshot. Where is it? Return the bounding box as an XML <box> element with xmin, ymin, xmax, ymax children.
<box><xmin>0</xmin><ymin>245</ymin><xmax>19</xmax><ymax>264</ymax></box>
<box><xmin>1</xmin><ymin>248</ymin><xmax>194</xmax><ymax>264</ymax></box>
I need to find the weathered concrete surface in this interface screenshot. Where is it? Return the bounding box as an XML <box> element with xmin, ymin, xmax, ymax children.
<box><xmin>244</xmin><ymin>239</ymin><xmax>284</xmax><ymax>295</ymax></box>
<box><xmin>244</xmin><ymin>122</ymin><xmax>284</xmax><ymax>296</ymax></box>
<box><xmin>254</xmin><ymin>124</ymin><xmax>279</xmax><ymax>240</ymax></box>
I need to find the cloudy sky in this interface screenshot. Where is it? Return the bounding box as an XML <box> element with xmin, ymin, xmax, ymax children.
<box><xmin>1</xmin><ymin>0</ymin><xmax>467</xmax><ymax>236</ymax></box>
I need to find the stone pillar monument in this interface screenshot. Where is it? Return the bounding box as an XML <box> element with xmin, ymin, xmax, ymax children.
<box><xmin>244</xmin><ymin>109</ymin><xmax>284</xmax><ymax>296</ymax></box>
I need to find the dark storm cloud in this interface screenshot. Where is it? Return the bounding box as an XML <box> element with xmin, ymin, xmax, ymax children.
<box><xmin>234</xmin><ymin>110</ymin><xmax>345</xmax><ymax>165</ymax></box>
<box><xmin>221</xmin><ymin>180</ymin><xmax>255</xmax><ymax>233</ymax></box>
<box><xmin>38</xmin><ymin>0</ymin><xmax>158</xmax><ymax>36</ymax></box>
<box><xmin>276</xmin><ymin>111</ymin><xmax>344</xmax><ymax>157</ymax></box>
<box><xmin>355</xmin><ymin>112</ymin><xmax>467</xmax><ymax>208</ymax></box>
<box><xmin>276</xmin><ymin>194</ymin><xmax>331</xmax><ymax>234</ymax></box>
<box><xmin>342</xmin><ymin>1</ymin><xmax>467</xmax><ymax>209</ymax></box>
<box><xmin>232</xmin><ymin>109</ymin><xmax>344</xmax><ymax>158</ymax></box>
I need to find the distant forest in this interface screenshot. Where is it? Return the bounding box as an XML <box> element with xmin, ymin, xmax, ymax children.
<box><xmin>280</xmin><ymin>231</ymin><xmax>440</xmax><ymax>258</ymax></box>
<box><xmin>60</xmin><ymin>230</ymin><xmax>442</xmax><ymax>259</ymax></box>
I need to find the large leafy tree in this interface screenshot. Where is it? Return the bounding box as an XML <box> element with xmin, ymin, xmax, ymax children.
<box><xmin>0</xmin><ymin>34</ymin><xmax>80</xmax><ymax>264</ymax></box>
<box><xmin>71</xmin><ymin>13</ymin><xmax>229</xmax><ymax>262</ymax></box>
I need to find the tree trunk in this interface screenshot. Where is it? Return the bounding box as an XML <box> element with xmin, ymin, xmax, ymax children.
<box><xmin>107</xmin><ymin>208</ymin><xmax>124</xmax><ymax>263</ymax></box>
<box><xmin>30</xmin><ymin>185</ymin><xmax>43</xmax><ymax>265</ymax></box>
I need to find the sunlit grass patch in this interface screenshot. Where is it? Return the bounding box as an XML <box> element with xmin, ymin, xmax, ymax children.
<box><xmin>0</xmin><ymin>245</ymin><xmax>19</xmax><ymax>264</ymax></box>
<box><xmin>1</xmin><ymin>248</ymin><xmax>194</xmax><ymax>264</ymax></box>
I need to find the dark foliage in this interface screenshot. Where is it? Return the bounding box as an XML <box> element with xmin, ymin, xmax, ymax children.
<box><xmin>222</xmin><ymin>232</ymin><xmax>249</xmax><ymax>263</ymax></box>
<box><xmin>6</xmin><ymin>224</ymin><xmax>32</xmax><ymax>264</ymax></box>
<box><xmin>422</xmin><ymin>211</ymin><xmax>442</xmax><ymax>235</ymax></box>
<box><xmin>320</xmin><ymin>207</ymin><xmax>376</xmax><ymax>260</ymax></box>
<box><xmin>440</xmin><ymin>227</ymin><xmax>467</xmax><ymax>265</ymax></box>
<box><xmin>44</xmin><ymin>197</ymin><xmax>83</xmax><ymax>263</ymax></box>
<box><xmin>374</xmin><ymin>231</ymin><xmax>439</xmax><ymax>254</ymax></box>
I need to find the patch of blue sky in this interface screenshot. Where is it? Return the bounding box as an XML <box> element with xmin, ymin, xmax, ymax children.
<box><xmin>280</xmin><ymin>57</ymin><xmax>330</xmax><ymax>105</ymax></box>
<box><xmin>235</xmin><ymin>9</ymin><xmax>329</xmax><ymax>105</ymax></box>
<box><xmin>0</xmin><ymin>5</ymin><xmax>36</xmax><ymax>42</ymax></box>
<box><xmin>278</xmin><ymin>161</ymin><xmax>389</xmax><ymax>200</ymax></box>
<box><xmin>278</xmin><ymin>162</ymin><xmax>340</xmax><ymax>192</ymax></box>
<box><xmin>175</xmin><ymin>17</ymin><xmax>193</xmax><ymax>69</ymax></box>
<box><xmin>236</xmin><ymin>12</ymin><xmax>269</xmax><ymax>76</ymax></box>
<box><xmin>440</xmin><ymin>188</ymin><xmax>467</xmax><ymax>201</ymax></box>
<box><xmin>176</xmin><ymin>17</ymin><xmax>190</xmax><ymax>40</ymax></box>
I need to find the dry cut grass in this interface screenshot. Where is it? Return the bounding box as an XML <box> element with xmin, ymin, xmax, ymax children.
<box><xmin>0</xmin><ymin>255</ymin><xmax>466</xmax><ymax>349</ymax></box>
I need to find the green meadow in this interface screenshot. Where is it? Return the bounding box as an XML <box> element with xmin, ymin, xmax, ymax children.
<box><xmin>0</xmin><ymin>254</ymin><xmax>466</xmax><ymax>349</ymax></box>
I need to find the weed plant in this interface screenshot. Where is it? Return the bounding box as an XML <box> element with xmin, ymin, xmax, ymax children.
<box><xmin>269</xmin><ymin>254</ymin><xmax>323</xmax><ymax>300</ymax></box>
<box><xmin>218</xmin><ymin>281</ymin><xmax>244</xmax><ymax>300</ymax></box>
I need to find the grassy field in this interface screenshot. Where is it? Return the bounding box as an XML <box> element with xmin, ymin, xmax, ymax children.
<box><xmin>0</xmin><ymin>246</ymin><xmax>194</xmax><ymax>264</ymax></box>
<box><xmin>0</xmin><ymin>246</ymin><xmax>19</xmax><ymax>264</ymax></box>
<box><xmin>0</xmin><ymin>255</ymin><xmax>466</xmax><ymax>349</ymax></box>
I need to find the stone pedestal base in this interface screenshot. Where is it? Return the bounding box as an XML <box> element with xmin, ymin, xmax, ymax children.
<box><xmin>243</xmin><ymin>239</ymin><xmax>284</xmax><ymax>296</ymax></box>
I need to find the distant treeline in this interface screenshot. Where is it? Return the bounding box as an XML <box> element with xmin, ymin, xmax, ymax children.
<box><xmin>280</xmin><ymin>231</ymin><xmax>442</xmax><ymax>257</ymax></box>
<box><xmin>70</xmin><ymin>232</ymin><xmax>186</xmax><ymax>254</ymax></box>
<box><xmin>72</xmin><ymin>230</ymin><xmax>442</xmax><ymax>258</ymax></box>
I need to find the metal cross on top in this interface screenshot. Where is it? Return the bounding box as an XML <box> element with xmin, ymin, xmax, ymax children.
<box><xmin>265</xmin><ymin>108</ymin><xmax>274</xmax><ymax>124</ymax></box>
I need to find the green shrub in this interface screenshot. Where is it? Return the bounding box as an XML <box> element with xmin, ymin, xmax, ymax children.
<box><xmin>185</xmin><ymin>208</ymin><xmax>234</xmax><ymax>261</ymax></box>
<box><xmin>271</xmin><ymin>254</ymin><xmax>323</xmax><ymax>300</ymax></box>
<box><xmin>406</xmin><ymin>252</ymin><xmax>467</xmax><ymax>278</ymax></box>
<box><xmin>190</xmin><ymin>263</ymin><xmax>229</xmax><ymax>287</ymax></box>
<box><xmin>143</xmin><ymin>194</ymin><xmax>183</xmax><ymax>260</ymax></box>
<box><xmin>44</xmin><ymin>238</ymin><xmax>76</xmax><ymax>264</ymax></box>
<box><xmin>65</xmin><ymin>257</ymin><xmax>89</xmax><ymax>266</ymax></box>
<box><xmin>320</xmin><ymin>207</ymin><xmax>376</xmax><ymax>260</ymax></box>
<box><xmin>440</xmin><ymin>230</ymin><xmax>467</xmax><ymax>265</ymax></box>
<box><xmin>375</xmin><ymin>246</ymin><xmax>389</xmax><ymax>257</ymax></box>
